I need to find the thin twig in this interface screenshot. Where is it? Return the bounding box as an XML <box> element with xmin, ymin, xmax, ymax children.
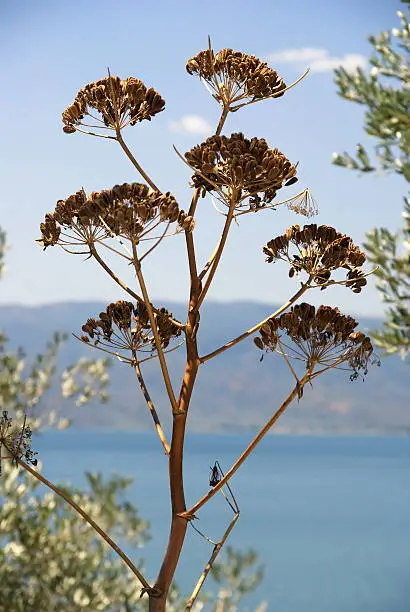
<box><xmin>74</xmin><ymin>127</ymin><xmax>116</xmax><ymax>140</ymax></box>
<box><xmin>90</xmin><ymin>245</ymin><xmax>184</xmax><ymax>329</ymax></box>
<box><xmin>200</xmin><ymin>278</ymin><xmax>313</xmax><ymax>363</ymax></box>
<box><xmin>231</xmin><ymin>68</ymin><xmax>310</xmax><ymax>112</ymax></box>
<box><xmin>180</xmin><ymin>368</ymin><xmax>314</xmax><ymax>519</ymax></box>
<box><xmin>185</xmin><ymin>513</ymin><xmax>240</xmax><ymax>610</ymax></box>
<box><xmin>134</xmin><ymin>359</ymin><xmax>170</xmax><ymax>454</ymax></box>
<box><xmin>196</xmin><ymin>198</ymin><xmax>237</xmax><ymax>309</ymax></box>
<box><xmin>16</xmin><ymin>457</ymin><xmax>151</xmax><ymax>591</ymax></box>
<box><xmin>116</xmin><ymin>130</ymin><xmax>159</xmax><ymax>191</ymax></box>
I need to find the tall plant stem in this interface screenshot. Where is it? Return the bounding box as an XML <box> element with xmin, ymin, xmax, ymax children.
<box><xmin>180</xmin><ymin>368</ymin><xmax>314</xmax><ymax>519</ymax></box>
<box><xmin>132</xmin><ymin>244</ymin><xmax>179</xmax><ymax>414</ymax></box>
<box><xmin>185</xmin><ymin>512</ymin><xmax>240</xmax><ymax>610</ymax></box>
<box><xmin>115</xmin><ymin>130</ymin><xmax>159</xmax><ymax>191</ymax></box>
<box><xmin>134</xmin><ymin>360</ymin><xmax>170</xmax><ymax>454</ymax></box>
<box><xmin>200</xmin><ymin>279</ymin><xmax>312</xmax><ymax>363</ymax></box>
<box><xmin>149</xmin><ymin>203</ymin><xmax>202</xmax><ymax>610</ymax></box>
<box><xmin>17</xmin><ymin>458</ymin><xmax>151</xmax><ymax>592</ymax></box>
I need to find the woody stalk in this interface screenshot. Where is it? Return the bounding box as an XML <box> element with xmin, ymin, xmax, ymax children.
<box><xmin>1</xmin><ymin>42</ymin><xmax>376</xmax><ymax>611</ymax></box>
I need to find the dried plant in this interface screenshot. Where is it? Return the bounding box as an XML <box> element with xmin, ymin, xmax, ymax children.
<box><xmin>3</xmin><ymin>40</ymin><xmax>378</xmax><ymax>611</ymax></box>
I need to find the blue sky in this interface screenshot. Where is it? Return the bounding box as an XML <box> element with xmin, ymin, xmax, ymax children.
<box><xmin>0</xmin><ymin>0</ymin><xmax>404</xmax><ymax>316</ymax></box>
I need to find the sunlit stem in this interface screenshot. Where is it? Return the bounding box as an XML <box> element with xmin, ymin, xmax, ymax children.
<box><xmin>116</xmin><ymin>130</ymin><xmax>159</xmax><ymax>191</ymax></box>
<box><xmin>90</xmin><ymin>245</ymin><xmax>184</xmax><ymax>329</ymax></box>
<box><xmin>134</xmin><ymin>358</ymin><xmax>170</xmax><ymax>454</ymax></box>
<box><xmin>200</xmin><ymin>278</ymin><xmax>313</xmax><ymax>363</ymax></box>
<box><xmin>131</xmin><ymin>242</ymin><xmax>179</xmax><ymax>414</ymax></box>
<box><xmin>16</xmin><ymin>457</ymin><xmax>151</xmax><ymax>591</ymax></box>
<box><xmin>185</xmin><ymin>512</ymin><xmax>240</xmax><ymax>610</ymax></box>
<box><xmin>196</xmin><ymin>196</ymin><xmax>237</xmax><ymax>309</ymax></box>
<box><xmin>180</xmin><ymin>367</ymin><xmax>314</xmax><ymax>519</ymax></box>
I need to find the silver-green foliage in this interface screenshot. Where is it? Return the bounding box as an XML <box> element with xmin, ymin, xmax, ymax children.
<box><xmin>0</xmin><ymin>463</ymin><xmax>150</xmax><ymax>612</ymax></box>
<box><xmin>332</xmin><ymin>1</ymin><xmax>410</xmax><ymax>359</ymax></box>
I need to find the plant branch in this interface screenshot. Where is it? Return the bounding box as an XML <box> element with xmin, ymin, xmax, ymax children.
<box><xmin>134</xmin><ymin>359</ymin><xmax>170</xmax><ymax>454</ymax></box>
<box><xmin>215</xmin><ymin>106</ymin><xmax>229</xmax><ymax>136</ymax></box>
<box><xmin>115</xmin><ymin>129</ymin><xmax>159</xmax><ymax>191</ymax></box>
<box><xmin>200</xmin><ymin>278</ymin><xmax>312</xmax><ymax>363</ymax></box>
<box><xmin>197</xmin><ymin>197</ymin><xmax>237</xmax><ymax>309</ymax></box>
<box><xmin>16</xmin><ymin>457</ymin><xmax>151</xmax><ymax>592</ymax></box>
<box><xmin>131</xmin><ymin>242</ymin><xmax>179</xmax><ymax>414</ymax></box>
<box><xmin>90</xmin><ymin>245</ymin><xmax>184</xmax><ymax>329</ymax></box>
<box><xmin>180</xmin><ymin>368</ymin><xmax>314</xmax><ymax>519</ymax></box>
<box><xmin>185</xmin><ymin>512</ymin><xmax>240</xmax><ymax>610</ymax></box>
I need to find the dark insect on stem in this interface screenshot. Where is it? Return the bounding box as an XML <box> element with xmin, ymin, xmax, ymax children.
<box><xmin>209</xmin><ymin>461</ymin><xmax>222</xmax><ymax>487</ymax></box>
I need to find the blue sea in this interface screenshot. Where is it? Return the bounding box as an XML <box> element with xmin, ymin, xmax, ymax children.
<box><xmin>35</xmin><ymin>432</ymin><xmax>410</xmax><ymax>611</ymax></box>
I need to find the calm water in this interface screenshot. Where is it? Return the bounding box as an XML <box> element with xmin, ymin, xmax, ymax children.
<box><xmin>35</xmin><ymin>432</ymin><xmax>410</xmax><ymax>611</ymax></box>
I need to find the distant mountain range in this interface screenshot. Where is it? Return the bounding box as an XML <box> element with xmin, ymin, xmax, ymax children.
<box><xmin>1</xmin><ymin>300</ymin><xmax>409</xmax><ymax>435</ymax></box>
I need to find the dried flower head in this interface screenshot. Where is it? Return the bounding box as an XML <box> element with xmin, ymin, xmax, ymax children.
<box><xmin>80</xmin><ymin>300</ymin><xmax>182</xmax><ymax>364</ymax></box>
<box><xmin>38</xmin><ymin>183</ymin><xmax>190</xmax><ymax>255</ymax></box>
<box><xmin>185</xmin><ymin>133</ymin><xmax>297</xmax><ymax>211</ymax></box>
<box><xmin>62</xmin><ymin>76</ymin><xmax>165</xmax><ymax>134</ymax></box>
<box><xmin>0</xmin><ymin>411</ymin><xmax>38</xmax><ymax>475</ymax></box>
<box><xmin>186</xmin><ymin>47</ymin><xmax>286</xmax><ymax>108</ymax></box>
<box><xmin>263</xmin><ymin>224</ymin><xmax>367</xmax><ymax>292</ymax></box>
<box><xmin>254</xmin><ymin>303</ymin><xmax>374</xmax><ymax>380</ymax></box>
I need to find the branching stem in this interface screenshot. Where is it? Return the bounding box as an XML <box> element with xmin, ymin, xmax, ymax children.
<box><xmin>185</xmin><ymin>512</ymin><xmax>240</xmax><ymax>610</ymax></box>
<box><xmin>200</xmin><ymin>278</ymin><xmax>312</xmax><ymax>363</ymax></box>
<box><xmin>180</xmin><ymin>368</ymin><xmax>314</xmax><ymax>519</ymax></box>
<box><xmin>90</xmin><ymin>245</ymin><xmax>184</xmax><ymax>329</ymax></box>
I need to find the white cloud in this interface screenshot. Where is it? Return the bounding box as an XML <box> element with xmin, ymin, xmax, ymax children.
<box><xmin>266</xmin><ymin>47</ymin><xmax>366</xmax><ymax>73</ymax></box>
<box><xmin>169</xmin><ymin>114</ymin><xmax>213</xmax><ymax>135</ymax></box>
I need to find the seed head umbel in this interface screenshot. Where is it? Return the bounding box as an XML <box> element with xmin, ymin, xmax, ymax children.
<box><xmin>254</xmin><ymin>303</ymin><xmax>374</xmax><ymax>380</ymax></box>
<box><xmin>263</xmin><ymin>224</ymin><xmax>367</xmax><ymax>292</ymax></box>
<box><xmin>185</xmin><ymin>133</ymin><xmax>297</xmax><ymax>211</ymax></box>
<box><xmin>38</xmin><ymin>183</ymin><xmax>190</xmax><ymax>254</ymax></box>
<box><xmin>80</xmin><ymin>301</ymin><xmax>182</xmax><ymax>364</ymax></box>
<box><xmin>62</xmin><ymin>76</ymin><xmax>165</xmax><ymax>134</ymax></box>
<box><xmin>186</xmin><ymin>47</ymin><xmax>286</xmax><ymax>107</ymax></box>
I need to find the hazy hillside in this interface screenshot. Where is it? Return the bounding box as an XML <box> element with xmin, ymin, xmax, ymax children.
<box><xmin>1</xmin><ymin>301</ymin><xmax>409</xmax><ymax>435</ymax></box>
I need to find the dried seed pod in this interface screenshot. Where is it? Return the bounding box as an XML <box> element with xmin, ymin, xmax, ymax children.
<box><xmin>62</xmin><ymin>76</ymin><xmax>165</xmax><ymax>134</ymax></box>
<box><xmin>38</xmin><ymin>183</ymin><xmax>188</xmax><ymax>255</ymax></box>
<box><xmin>254</xmin><ymin>303</ymin><xmax>374</xmax><ymax>380</ymax></box>
<box><xmin>185</xmin><ymin>133</ymin><xmax>296</xmax><ymax>211</ymax></box>
<box><xmin>186</xmin><ymin>47</ymin><xmax>286</xmax><ymax>106</ymax></box>
<box><xmin>79</xmin><ymin>301</ymin><xmax>182</xmax><ymax>364</ymax></box>
<box><xmin>263</xmin><ymin>224</ymin><xmax>367</xmax><ymax>292</ymax></box>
